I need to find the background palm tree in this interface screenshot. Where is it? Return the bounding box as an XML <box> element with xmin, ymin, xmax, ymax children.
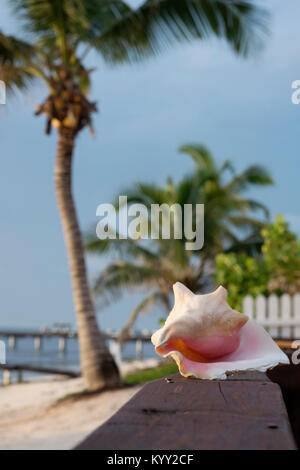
<box><xmin>0</xmin><ymin>0</ymin><xmax>267</xmax><ymax>390</ymax></box>
<box><xmin>86</xmin><ymin>144</ymin><xmax>273</xmax><ymax>338</ymax></box>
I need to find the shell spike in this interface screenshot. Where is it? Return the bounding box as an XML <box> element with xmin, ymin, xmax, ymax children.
<box><xmin>173</xmin><ymin>282</ymin><xmax>194</xmax><ymax>304</ymax></box>
<box><xmin>213</xmin><ymin>285</ymin><xmax>227</xmax><ymax>300</ymax></box>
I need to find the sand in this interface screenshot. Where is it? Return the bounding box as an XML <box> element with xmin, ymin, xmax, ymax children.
<box><xmin>0</xmin><ymin>358</ymin><xmax>161</xmax><ymax>450</ymax></box>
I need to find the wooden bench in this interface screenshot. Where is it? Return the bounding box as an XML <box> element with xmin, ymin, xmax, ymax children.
<box><xmin>74</xmin><ymin>370</ymin><xmax>297</xmax><ymax>450</ymax></box>
<box><xmin>0</xmin><ymin>363</ymin><xmax>80</xmax><ymax>385</ymax></box>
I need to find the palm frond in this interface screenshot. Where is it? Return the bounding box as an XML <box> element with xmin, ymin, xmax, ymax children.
<box><xmin>179</xmin><ymin>143</ymin><xmax>215</xmax><ymax>170</ymax></box>
<box><xmin>85</xmin><ymin>230</ymin><xmax>158</xmax><ymax>262</ymax></box>
<box><xmin>220</xmin><ymin>159</ymin><xmax>235</xmax><ymax>176</ymax></box>
<box><xmin>0</xmin><ymin>30</ymin><xmax>37</xmax><ymax>91</ymax></box>
<box><xmin>176</xmin><ymin>174</ymin><xmax>199</xmax><ymax>205</ymax></box>
<box><xmin>243</xmin><ymin>198</ymin><xmax>270</xmax><ymax>218</ymax></box>
<box><xmin>10</xmin><ymin>0</ymin><xmax>132</xmax><ymax>52</ymax></box>
<box><xmin>94</xmin><ymin>262</ymin><xmax>164</xmax><ymax>299</ymax></box>
<box><xmin>226</xmin><ymin>165</ymin><xmax>273</xmax><ymax>192</ymax></box>
<box><xmin>119</xmin><ymin>291</ymin><xmax>165</xmax><ymax>341</ymax></box>
<box><xmin>92</xmin><ymin>0</ymin><xmax>268</xmax><ymax>63</ymax></box>
<box><xmin>0</xmin><ymin>65</ymin><xmax>34</xmax><ymax>91</ymax></box>
<box><xmin>225</xmin><ymin>231</ymin><xmax>264</xmax><ymax>255</ymax></box>
<box><xmin>124</xmin><ymin>183</ymin><xmax>169</xmax><ymax>206</ymax></box>
<box><xmin>229</xmin><ymin>215</ymin><xmax>266</xmax><ymax>229</ymax></box>
<box><xmin>0</xmin><ymin>31</ymin><xmax>35</xmax><ymax>63</ymax></box>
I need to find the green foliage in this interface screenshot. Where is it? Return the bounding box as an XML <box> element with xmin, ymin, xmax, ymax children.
<box><xmin>123</xmin><ymin>362</ymin><xmax>178</xmax><ymax>385</ymax></box>
<box><xmin>262</xmin><ymin>215</ymin><xmax>300</xmax><ymax>294</ymax></box>
<box><xmin>0</xmin><ymin>30</ymin><xmax>36</xmax><ymax>91</ymax></box>
<box><xmin>215</xmin><ymin>253</ymin><xmax>268</xmax><ymax>309</ymax></box>
<box><xmin>215</xmin><ymin>215</ymin><xmax>300</xmax><ymax>306</ymax></box>
<box><xmin>86</xmin><ymin>143</ymin><xmax>272</xmax><ymax>332</ymax></box>
<box><xmin>97</xmin><ymin>0</ymin><xmax>268</xmax><ymax>63</ymax></box>
<box><xmin>179</xmin><ymin>144</ymin><xmax>273</xmax><ymax>255</ymax></box>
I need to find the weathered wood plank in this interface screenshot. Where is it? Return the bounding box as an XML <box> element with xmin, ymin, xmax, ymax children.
<box><xmin>75</xmin><ymin>372</ymin><xmax>296</xmax><ymax>450</ymax></box>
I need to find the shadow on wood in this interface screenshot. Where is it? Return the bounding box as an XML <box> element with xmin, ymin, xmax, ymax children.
<box><xmin>267</xmin><ymin>350</ymin><xmax>300</xmax><ymax>449</ymax></box>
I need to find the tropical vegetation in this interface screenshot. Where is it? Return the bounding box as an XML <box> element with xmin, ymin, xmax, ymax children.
<box><xmin>215</xmin><ymin>215</ymin><xmax>300</xmax><ymax>309</ymax></box>
<box><xmin>86</xmin><ymin>143</ymin><xmax>273</xmax><ymax>336</ymax></box>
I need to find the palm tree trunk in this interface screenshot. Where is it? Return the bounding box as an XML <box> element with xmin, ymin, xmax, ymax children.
<box><xmin>54</xmin><ymin>127</ymin><xmax>120</xmax><ymax>391</ymax></box>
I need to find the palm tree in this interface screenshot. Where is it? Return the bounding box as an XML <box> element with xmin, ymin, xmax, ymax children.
<box><xmin>0</xmin><ymin>30</ymin><xmax>35</xmax><ymax>91</ymax></box>
<box><xmin>86</xmin><ymin>144</ymin><xmax>273</xmax><ymax>337</ymax></box>
<box><xmin>0</xmin><ymin>0</ymin><xmax>267</xmax><ymax>390</ymax></box>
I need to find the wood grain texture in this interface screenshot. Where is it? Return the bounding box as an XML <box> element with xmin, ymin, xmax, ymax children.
<box><xmin>75</xmin><ymin>372</ymin><xmax>296</xmax><ymax>450</ymax></box>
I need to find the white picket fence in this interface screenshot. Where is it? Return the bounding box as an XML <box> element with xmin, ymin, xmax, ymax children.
<box><xmin>242</xmin><ymin>293</ymin><xmax>300</xmax><ymax>339</ymax></box>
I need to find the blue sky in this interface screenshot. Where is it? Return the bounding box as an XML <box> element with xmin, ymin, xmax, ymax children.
<box><xmin>1</xmin><ymin>0</ymin><xmax>300</xmax><ymax>331</ymax></box>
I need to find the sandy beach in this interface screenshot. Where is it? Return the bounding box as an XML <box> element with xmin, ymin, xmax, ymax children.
<box><xmin>0</xmin><ymin>358</ymin><xmax>161</xmax><ymax>450</ymax></box>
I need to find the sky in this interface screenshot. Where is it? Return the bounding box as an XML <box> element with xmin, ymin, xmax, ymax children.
<box><xmin>1</xmin><ymin>0</ymin><xmax>300</xmax><ymax>331</ymax></box>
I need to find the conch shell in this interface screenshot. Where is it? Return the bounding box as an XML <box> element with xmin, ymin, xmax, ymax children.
<box><xmin>151</xmin><ymin>283</ymin><xmax>289</xmax><ymax>380</ymax></box>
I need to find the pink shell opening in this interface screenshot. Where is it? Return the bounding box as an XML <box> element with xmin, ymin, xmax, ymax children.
<box><xmin>182</xmin><ymin>330</ymin><xmax>242</xmax><ymax>359</ymax></box>
<box><xmin>154</xmin><ymin>319</ymin><xmax>289</xmax><ymax>380</ymax></box>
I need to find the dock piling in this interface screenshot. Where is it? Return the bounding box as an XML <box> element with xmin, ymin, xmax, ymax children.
<box><xmin>3</xmin><ymin>370</ymin><xmax>11</xmax><ymax>386</ymax></box>
<box><xmin>34</xmin><ymin>336</ymin><xmax>42</xmax><ymax>351</ymax></box>
<box><xmin>58</xmin><ymin>337</ymin><xmax>67</xmax><ymax>354</ymax></box>
<box><xmin>136</xmin><ymin>339</ymin><xmax>143</xmax><ymax>360</ymax></box>
<box><xmin>8</xmin><ymin>336</ymin><xmax>16</xmax><ymax>350</ymax></box>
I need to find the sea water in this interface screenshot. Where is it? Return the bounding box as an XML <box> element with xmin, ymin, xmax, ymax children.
<box><xmin>0</xmin><ymin>334</ymin><xmax>155</xmax><ymax>384</ymax></box>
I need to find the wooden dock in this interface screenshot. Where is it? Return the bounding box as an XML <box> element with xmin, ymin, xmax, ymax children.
<box><xmin>0</xmin><ymin>329</ymin><xmax>153</xmax><ymax>360</ymax></box>
<box><xmin>0</xmin><ymin>363</ymin><xmax>80</xmax><ymax>385</ymax></box>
